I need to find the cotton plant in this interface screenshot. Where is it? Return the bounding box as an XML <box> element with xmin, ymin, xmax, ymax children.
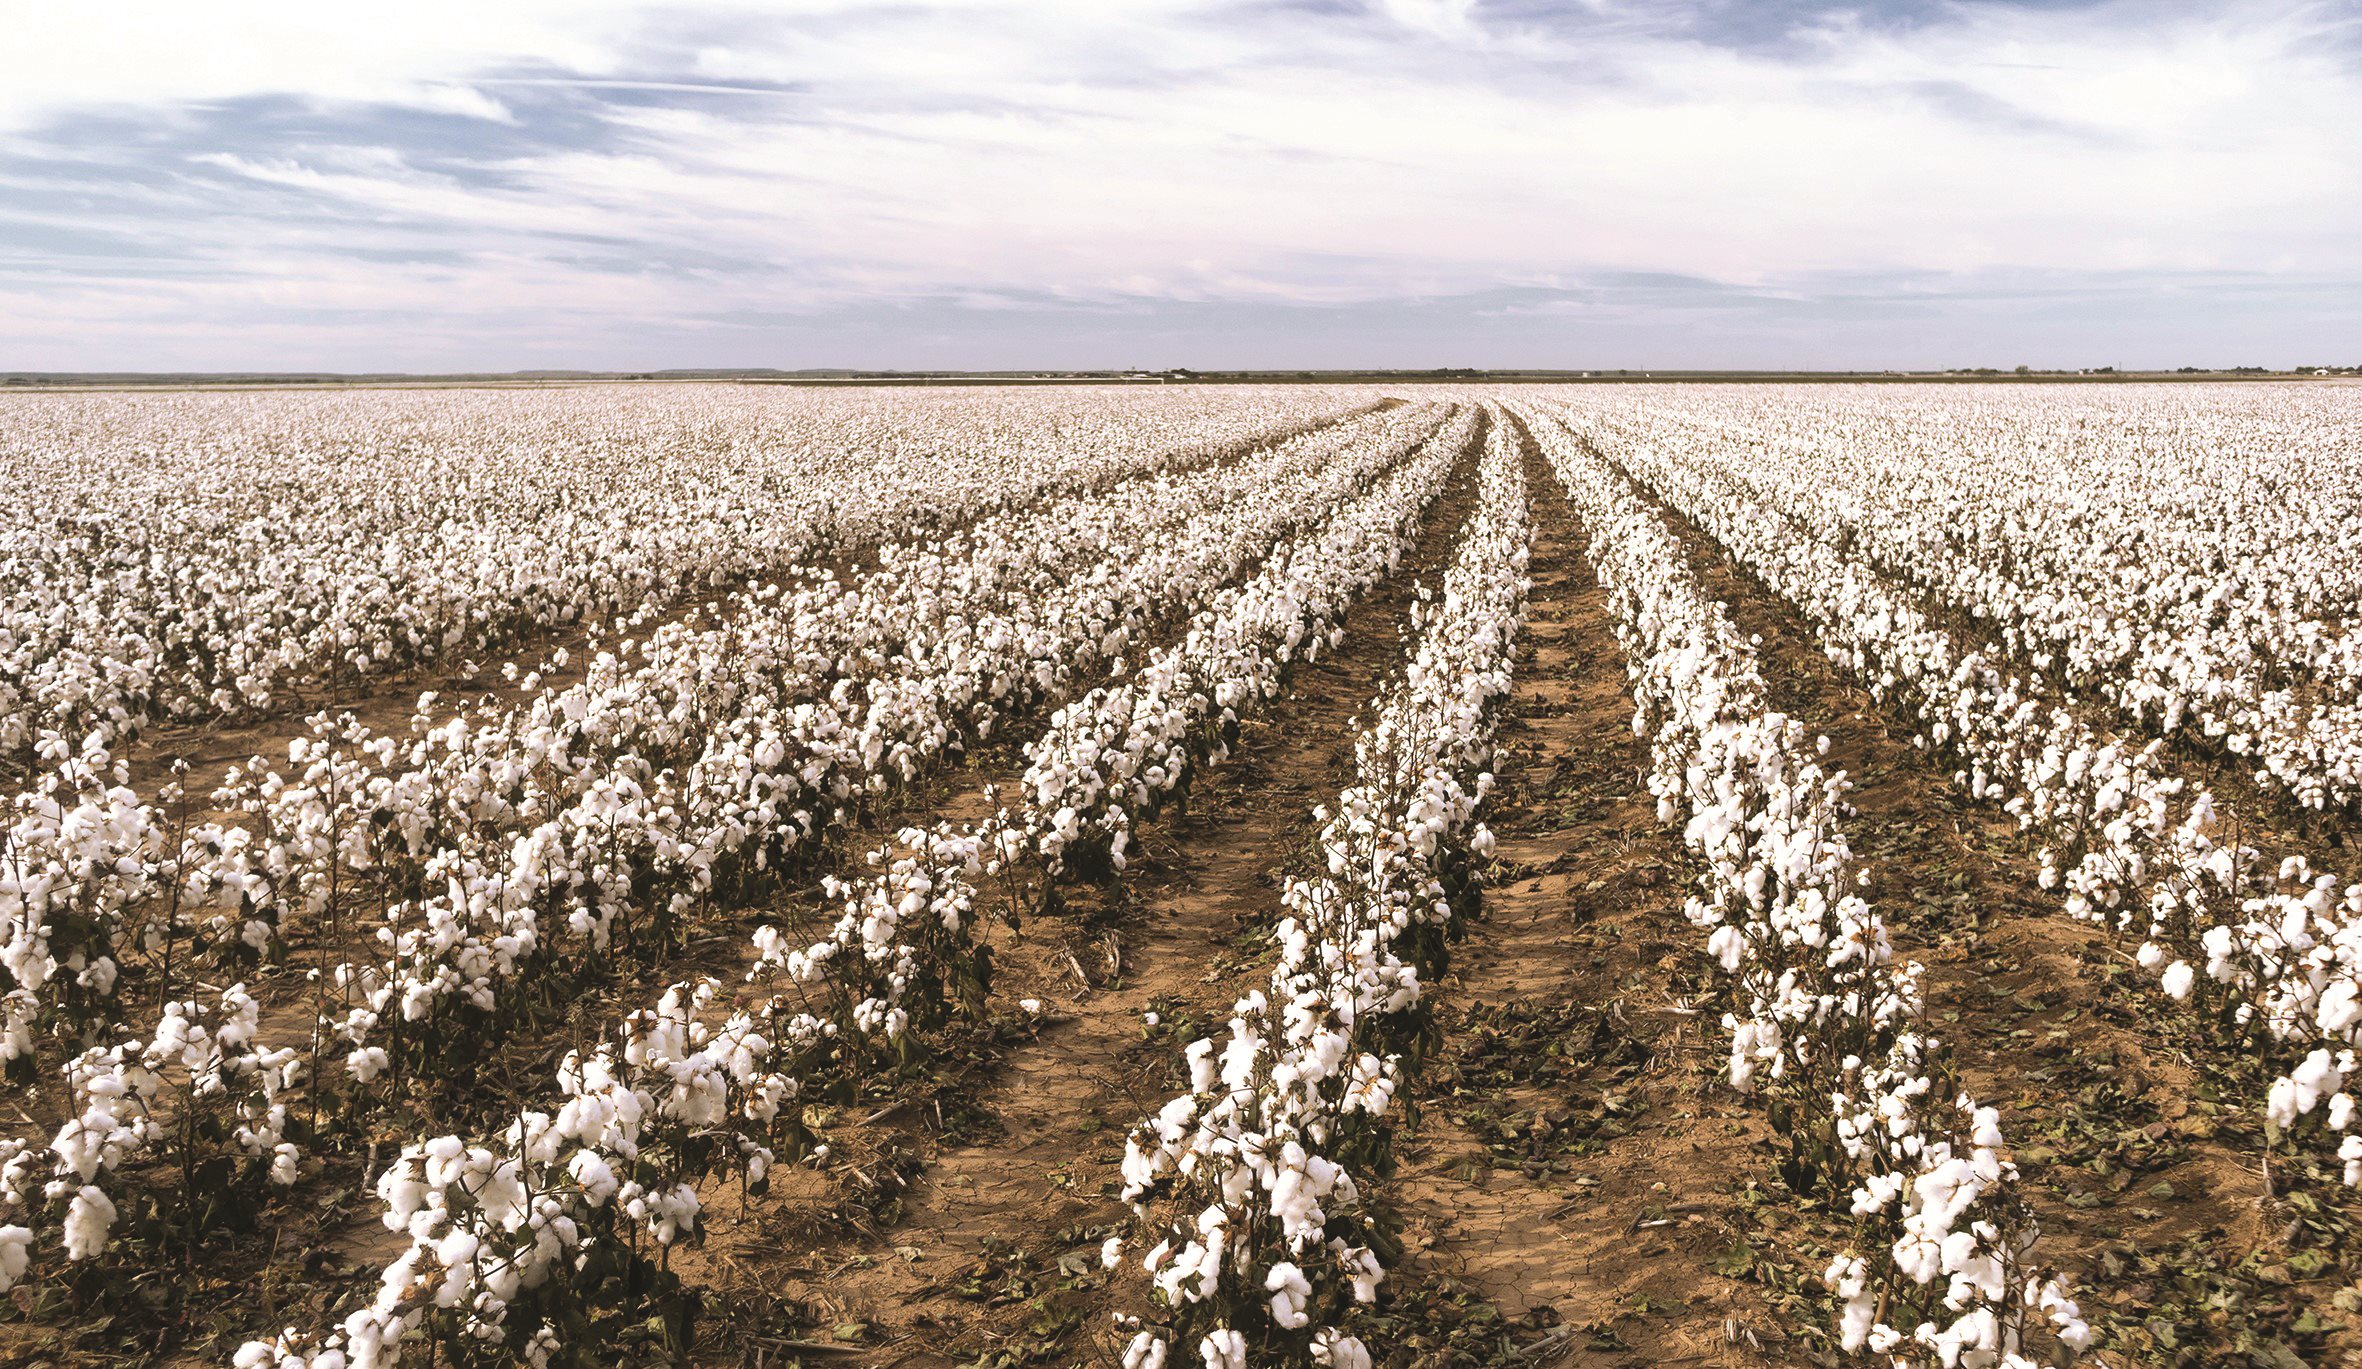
<box><xmin>1534</xmin><ymin>411</ymin><xmax>2091</xmax><ymax>1364</ymax></box>
<box><xmin>1114</xmin><ymin>414</ymin><xmax>1528</xmax><ymax>1364</ymax></box>
<box><xmin>1559</xmin><ymin>394</ymin><xmax>2362</xmax><ymax>1194</ymax></box>
<box><xmin>236</xmin><ymin>981</ymin><xmax>795</xmax><ymax>1369</ymax></box>
<box><xmin>0</xmin><ymin>733</ymin><xmax>171</xmax><ymax>1062</ymax></box>
<box><xmin>748</xmin><ymin>822</ymin><xmax>996</xmax><ymax>1060</ymax></box>
<box><xmin>235</xmin><ymin>405</ymin><xmax>1477</xmax><ymax>1365</ymax></box>
<box><xmin>0</xmin><ymin>983</ymin><xmax>302</xmax><ymax>1296</ymax></box>
<box><xmin>1823</xmin><ymin>1043</ymin><xmax>2095</xmax><ymax>1365</ymax></box>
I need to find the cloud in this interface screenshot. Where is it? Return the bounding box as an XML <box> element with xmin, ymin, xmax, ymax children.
<box><xmin>410</xmin><ymin>85</ymin><xmax>517</xmax><ymax>124</ymax></box>
<box><xmin>5</xmin><ymin>0</ymin><xmax>2361</xmax><ymax>369</ymax></box>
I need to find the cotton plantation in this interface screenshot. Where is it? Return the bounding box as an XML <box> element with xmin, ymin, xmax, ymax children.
<box><xmin>0</xmin><ymin>384</ymin><xmax>2354</xmax><ymax>1368</ymax></box>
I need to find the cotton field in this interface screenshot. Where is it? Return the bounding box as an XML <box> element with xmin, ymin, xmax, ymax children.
<box><xmin>1</xmin><ymin>382</ymin><xmax>2356</xmax><ymax>1369</ymax></box>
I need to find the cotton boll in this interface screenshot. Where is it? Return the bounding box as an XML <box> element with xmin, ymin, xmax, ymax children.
<box><xmin>1197</xmin><ymin>1328</ymin><xmax>1246</xmax><ymax>1369</ymax></box>
<box><xmin>1186</xmin><ymin>1039</ymin><xmax>1218</xmax><ymax>1095</ymax></box>
<box><xmin>63</xmin><ymin>1184</ymin><xmax>118</xmax><ymax>1261</ymax></box>
<box><xmin>0</xmin><ymin>1225</ymin><xmax>31</xmax><ymax>1291</ymax></box>
<box><xmin>1264</xmin><ymin>1260</ymin><xmax>1313</xmax><ymax>1329</ymax></box>
<box><xmin>1310</xmin><ymin>1330</ymin><xmax>1372</xmax><ymax>1369</ymax></box>
<box><xmin>1122</xmin><ymin>1332</ymin><xmax>1169</xmax><ymax>1369</ymax></box>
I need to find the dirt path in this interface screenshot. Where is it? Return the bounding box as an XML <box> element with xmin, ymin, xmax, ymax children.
<box><xmin>688</xmin><ymin>444</ymin><xmax>1484</xmax><ymax>1367</ymax></box>
<box><xmin>1595</xmin><ymin>439</ymin><xmax>2357</xmax><ymax>1366</ymax></box>
<box><xmin>1385</xmin><ymin>428</ymin><xmax>1781</xmax><ymax>1367</ymax></box>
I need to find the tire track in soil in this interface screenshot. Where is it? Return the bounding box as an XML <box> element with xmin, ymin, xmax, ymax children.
<box><xmin>692</xmin><ymin>438</ymin><xmax>1485</xmax><ymax>1367</ymax></box>
<box><xmin>1386</xmin><ymin>426</ymin><xmax>1780</xmax><ymax>1368</ymax></box>
<box><xmin>1586</xmin><ymin>436</ymin><xmax>2359</xmax><ymax>1365</ymax></box>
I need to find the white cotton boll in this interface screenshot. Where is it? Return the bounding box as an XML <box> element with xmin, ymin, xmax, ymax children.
<box><xmin>423</xmin><ymin>1134</ymin><xmax>465</xmax><ymax>1173</ymax></box>
<box><xmin>2269</xmin><ymin>1050</ymin><xmax>2343</xmax><ymax>1127</ymax></box>
<box><xmin>435</xmin><ymin>1226</ymin><xmax>481</xmax><ymax>1273</ymax></box>
<box><xmin>1019</xmin><ymin>999</ymin><xmax>1044</xmax><ymax>1016</ymax></box>
<box><xmin>0</xmin><ymin>1225</ymin><xmax>30</xmax><ymax>1290</ymax></box>
<box><xmin>1197</xmin><ymin>1328</ymin><xmax>1246</xmax><ymax>1369</ymax></box>
<box><xmin>1838</xmin><ymin>1291</ymin><xmax>1878</xmax><ymax>1352</ymax></box>
<box><xmin>2320</xmin><ymin>982</ymin><xmax>2361</xmax><ymax>1037</ymax></box>
<box><xmin>63</xmin><ymin>1184</ymin><xmax>117</xmax><ymax>1261</ymax></box>
<box><xmin>2295</xmin><ymin>1050</ymin><xmax>2344</xmax><ymax>1098</ymax></box>
<box><xmin>1970</xmin><ymin>1107</ymin><xmax>2005</xmax><ymax>1150</ymax></box>
<box><xmin>1186</xmin><ymin>1038</ymin><xmax>1218</xmax><ymax>1095</ymax></box>
<box><xmin>569</xmin><ymin>1151</ymin><xmax>619</xmax><ymax>1206</ymax></box>
<box><xmin>2159</xmin><ymin>961</ymin><xmax>2195</xmax><ymax>1001</ymax></box>
<box><xmin>1122</xmin><ymin>1332</ymin><xmax>1169</xmax><ymax>1369</ymax></box>
<box><xmin>1707</xmin><ymin>924</ymin><xmax>1746</xmax><ymax>973</ymax></box>
<box><xmin>1265</xmin><ymin>1260</ymin><xmax>1313</xmax><ymax>1329</ymax></box>
<box><xmin>1342</xmin><ymin>1244</ymin><xmax>1383</xmax><ymax>1302</ymax></box>
<box><xmin>1310</xmin><ymin>1330</ymin><xmax>1372</xmax><ymax>1369</ymax></box>
<box><xmin>1101</xmin><ymin>1235</ymin><xmax>1124</xmax><ymax>1269</ymax></box>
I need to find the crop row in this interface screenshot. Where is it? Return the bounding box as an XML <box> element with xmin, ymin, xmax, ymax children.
<box><xmin>0</xmin><ymin>404</ymin><xmax>1454</xmax><ymax>1319</ymax></box>
<box><xmin>1113</xmin><ymin>407</ymin><xmax>1528</xmax><ymax>1369</ymax></box>
<box><xmin>1542</xmin><ymin>384</ymin><xmax>2362</xmax><ymax>813</ymax></box>
<box><xmin>0</xmin><ymin>386</ymin><xmax>1375</xmax><ymax>767</ymax></box>
<box><xmin>1527</xmin><ymin>407</ymin><xmax>2093</xmax><ymax>1367</ymax></box>
<box><xmin>225</xmin><ymin>405</ymin><xmax>1475</xmax><ymax>1365</ymax></box>
<box><xmin>1557</xmin><ymin>399</ymin><xmax>2362</xmax><ymax>1195</ymax></box>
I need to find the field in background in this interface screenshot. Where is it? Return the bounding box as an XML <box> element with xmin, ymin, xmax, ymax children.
<box><xmin>1</xmin><ymin>382</ymin><xmax>2356</xmax><ymax>1369</ymax></box>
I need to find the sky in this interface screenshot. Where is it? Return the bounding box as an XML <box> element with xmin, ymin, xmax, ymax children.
<box><xmin>4</xmin><ymin>0</ymin><xmax>2359</xmax><ymax>372</ymax></box>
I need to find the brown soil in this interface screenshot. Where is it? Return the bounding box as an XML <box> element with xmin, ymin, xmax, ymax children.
<box><xmin>1384</xmin><ymin>430</ymin><xmax>1782</xmax><ymax>1367</ymax></box>
<box><xmin>42</xmin><ymin>396</ymin><xmax>2358</xmax><ymax>1369</ymax></box>
<box><xmin>677</xmin><ymin>440</ymin><xmax>1485</xmax><ymax>1367</ymax></box>
<box><xmin>33</xmin><ymin>409</ymin><xmax>1423</xmax><ymax>1369</ymax></box>
<box><xmin>1594</xmin><ymin>436</ymin><xmax>2361</xmax><ymax>1367</ymax></box>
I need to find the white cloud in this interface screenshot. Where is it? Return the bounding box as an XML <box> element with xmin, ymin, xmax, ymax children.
<box><xmin>410</xmin><ymin>84</ymin><xmax>517</xmax><ymax>124</ymax></box>
<box><xmin>6</xmin><ymin>0</ymin><xmax>2361</xmax><ymax>368</ymax></box>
